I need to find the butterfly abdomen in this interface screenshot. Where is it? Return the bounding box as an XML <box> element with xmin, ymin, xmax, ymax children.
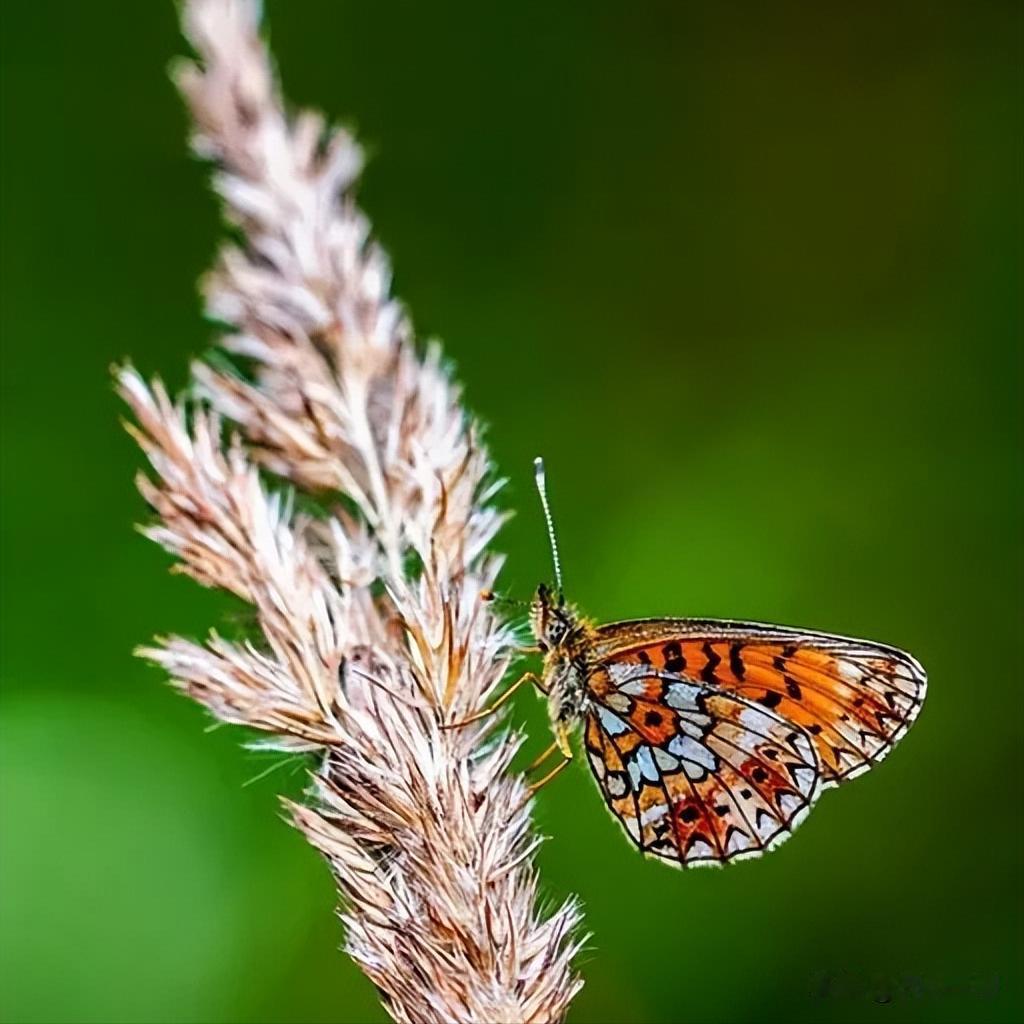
<box><xmin>544</xmin><ymin>652</ymin><xmax>589</xmax><ymax>726</ymax></box>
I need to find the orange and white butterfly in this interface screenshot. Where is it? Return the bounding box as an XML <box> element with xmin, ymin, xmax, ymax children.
<box><xmin>506</xmin><ymin>459</ymin><xmax>926</xmax><ymax>868</ymax></box>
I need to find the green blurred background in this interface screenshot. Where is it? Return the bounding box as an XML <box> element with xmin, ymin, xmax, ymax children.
<box><xmin>2</xmin><ymin>2</ymin><xmax>1021</xmax><ymax>1022</ymax></box>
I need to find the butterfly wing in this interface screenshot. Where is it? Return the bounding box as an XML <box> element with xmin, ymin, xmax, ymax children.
<box><xmin>583</xmin><ymin>674</ymin><xmax>821</xmax><ymax>867</ymax></box>
<box><xmin>589</xmin><ymin>619</ymin><xmax>926</xmax><ymax>785</ymax></box>
<box><xmin>581</xmin><ymin>619</ymin><xmax>925</xmax><ymax>867</ymax></box>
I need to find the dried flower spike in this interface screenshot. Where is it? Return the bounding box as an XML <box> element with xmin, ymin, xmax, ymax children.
<box><xmin>117</xmin><ymin>1</ymin><xmax>583</xmax><ymax>1021</ymax></box>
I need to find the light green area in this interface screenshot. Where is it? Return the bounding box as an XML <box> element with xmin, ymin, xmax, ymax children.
<box><xmin>2</xmin><ymin>3</ymin><xmax>1021</xmax><ymax>1022</ymax></box>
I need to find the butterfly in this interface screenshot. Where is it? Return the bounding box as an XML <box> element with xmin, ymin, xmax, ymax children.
<box><xmin>488</xmin><ymin>459</ymin><xmax>926</xmax><ymax>869</ymax></box>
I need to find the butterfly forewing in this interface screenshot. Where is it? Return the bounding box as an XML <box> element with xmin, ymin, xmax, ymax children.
<box><xmin>590</xmin><ymin>619</ymin><xmax>926</xmax><ymax>784</ymax></box>
<box><xmin>579</xmin><ymin>618</ymin><xmax>925</xmax><ymax>867</ymax></box>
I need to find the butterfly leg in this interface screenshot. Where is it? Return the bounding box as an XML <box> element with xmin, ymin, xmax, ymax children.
<box><xmin>441</xmin><ymin>671</ymin><xmax>541</xmax><ymax>729</ymax></box>
<box><xmin>525</xmin><ymin>739</ymin><xmax>560</xmax><ymax>773</ymax></box>
<box><xmin>509</xmin><ymin>734</ymin><xmax>573</xmax><ymax>814</ymax></box>
<box><xmin>525</xmin><ymin>755</ymin><xmax>572</xmax><ymax>799</ymax></box>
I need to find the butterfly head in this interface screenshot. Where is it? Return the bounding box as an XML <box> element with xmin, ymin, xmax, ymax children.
<box><xmin>529</xmin><ymin>582</ymin><xmax>575</xmax><ymax>653</ymax></box>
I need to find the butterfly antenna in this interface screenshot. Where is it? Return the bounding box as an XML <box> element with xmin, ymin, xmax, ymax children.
<box><xmin>533</xmin><ymin>456</ymin><xmax>564</xmax><ymax>596</ymax></box>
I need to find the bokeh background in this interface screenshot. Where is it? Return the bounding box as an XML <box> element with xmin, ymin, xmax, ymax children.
<box><xmin>2</xmin><ymin>2</ymin><xmax>1021</xmax><ymax>1022</ymax></box>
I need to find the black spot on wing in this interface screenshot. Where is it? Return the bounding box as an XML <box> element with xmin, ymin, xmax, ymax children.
<box><xmin>662</xmin><ymin>640</ymin><xmax>685</xmax><ymax>674</ymax></box>
<box><xmin>729</xmin><ymin>643</ymin><xmax>747</xmax><ymax>681</ymax></box>
<box><xmin>701</xmin><ymin>642</ymin><xmax>721</xmax><ymax>686</ymax></box>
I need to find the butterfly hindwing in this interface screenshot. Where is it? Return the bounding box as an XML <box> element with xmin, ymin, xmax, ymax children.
<box><xmin>588</xmin><ymin>619</ymin><xmax>926</xmax><ymax>786</ymax></box>
<box><xmin>583</xmin><ymin>662</ymin><xmax>821</xmax><ymax>867</ymax></box>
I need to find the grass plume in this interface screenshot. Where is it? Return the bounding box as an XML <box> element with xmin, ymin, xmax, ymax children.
<box><xmin>117</xmin><ymin>2</ymin><xmax>583</xmax><ymax>1020</ymax></box>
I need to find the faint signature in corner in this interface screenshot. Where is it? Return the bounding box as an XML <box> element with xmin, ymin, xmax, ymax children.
<box><xmin>810</xmin><ymin>969</ymin><xmax>1000</xmax><ymax>1005</ymax></box>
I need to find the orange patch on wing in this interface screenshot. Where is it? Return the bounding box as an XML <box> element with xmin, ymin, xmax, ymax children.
<box><xmin>625</xmin><ymin>699</ymin><xmax>679</xmax><ymax>745</ymax></box>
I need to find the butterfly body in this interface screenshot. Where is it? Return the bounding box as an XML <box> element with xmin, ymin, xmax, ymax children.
<box><xmin>527</xmin><ymin>582</ymin><xmax>926</xmax><ymax>868</ymax></box>
<box><xmin>530</xmin><ymin>583</ymin><xmax>596</xmax><ymax>753</ymax></box>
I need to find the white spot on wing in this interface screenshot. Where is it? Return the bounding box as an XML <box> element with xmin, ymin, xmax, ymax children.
<box><xmin>777</xmin><ymin>790</ymin><xmax>803</xmax><ymax>816</ymax></box>
<box><xmin>790</xmin><ymin>730</ymin><xmax>815</xmax><ymax>764</ymax></box>
<box><xmin>598</xmin><ymin>706</ymin><xmax>629</xmax><ymax>736</ymax></box>
<box><xmin>678</xmin><ymin>711</ymin><xmax>712</xmax><ymax>739</ymax></box>
<box><xmin>603</xmin><ymin>692</ymin><xmax>630</xmax><ymax>713</ymax></box>
<box><xmin>687</xmin><ymin>838</ymin><xmax>715</xmax><ymax>859</ymax></box>
<box><xmin>606</xmin><ymin>772</ymin><xmax>627</xmax><ymax>798</ymax></box>
<box><xmin>652</xmin><ymin>746</ymin><xmax>679</xmax><ymax>772</ymax></box>
<box><xmin>838</xmin><ymin>661</ymin><xmax>863</xmax><ymax>683</ymax></box>
<box><xmin>635</xmin><ymin>745</ymin><xmax>659</xmax><ymax>783</ymax></box>
<box><xmin>726</xmin><ymin>828</ymin><xmax>751</xmax><ymax>854</ymax></box>
<box><xmin>668</xmin><ymin>735</ymin><xmax>716</xmax><ymax>771</ymax></box>
<box><xmin>739</xmin><ymin>707</ymin><xmax>778</xmax><ymax>734</ymax></box>
<box><xmin>790</xmin><ymin>764</ymin><xmax>817</xmax><ymax>794</ymax></box>
<box><xmin>608</xmin><ymin>662</ymin><xmax>650</xmax><ymax>687</ymax></box>
<box><xmin>641</xmin><ymin>803</ymin><xmax>668</xmax><ymax>826</ymax></box>
<box><xmin>665</xmin><ymin>682</ymin><xmax>702</xmax><ymax>711</ymax></box>
<box><xmin>617</xmin><ymin>679</ymin><xmax>651</xmax><ymax>697</ymax></box>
